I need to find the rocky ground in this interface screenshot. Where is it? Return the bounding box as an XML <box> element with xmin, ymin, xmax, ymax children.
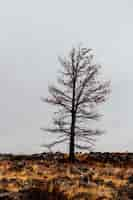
<box><xmin>0</xmin><ymin>152</ymin><xmax>133</xmax><ymax>199</ymax></box>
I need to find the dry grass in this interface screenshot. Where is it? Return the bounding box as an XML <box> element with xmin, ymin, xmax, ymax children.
<box><xmin>0</xmin><ymin>153</ymin><xmax>132</xmax><ymax>199</ymax></box>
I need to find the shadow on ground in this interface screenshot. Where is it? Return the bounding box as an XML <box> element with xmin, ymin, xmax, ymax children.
<box><xmin>0</xmin><ymin>188</ymin><xmax>67</xmax><ymax>200</ymax></box>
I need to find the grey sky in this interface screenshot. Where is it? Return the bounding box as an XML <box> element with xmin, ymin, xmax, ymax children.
<box><xmin>0</xmin><ymin>0</ymin><xmax>133</xmax><ymax>153</ymax></box>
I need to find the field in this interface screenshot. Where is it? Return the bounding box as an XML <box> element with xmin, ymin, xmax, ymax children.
<box><xmin>0</xmin><ymin>152</ymin><xmax>133</xmax><ymax>199</ymax></box>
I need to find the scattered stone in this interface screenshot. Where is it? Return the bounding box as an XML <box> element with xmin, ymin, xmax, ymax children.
<box><xmin>77</xmin><ymin>166</ymin><xmax>89</xmax><ymax>173</ymax></box>
<box><xmin>94</xmin><ymin>179</ymin><xmax>104</xmax><ymax>185</ymax></box>
<box><xmin>72</xmin><ymin>192</ymin><xmax>92</xmax><ymax>200</ymax></box>
<box><xmin>70</xmin><ymin>166</ymin><xmax>81</xmax><ymax>175</ymax></box>
<box><xmin>52</xmin><ymin>176</ymin><xmax>73</xmax><ymax>188</ymax></box>
<box><xmin>128</xmin><ymin>175</ymin><xmax>133</xmax><ymax>184</ymax></box>
<box><xmin>105</xmin><ymin>180</ymin><xmax>115</xmax><ymax>188</ymax></box>
<box><xmin>79</xmin><ymin>175</ymin><xmax>91</xmax><ymax>187</ymax></box>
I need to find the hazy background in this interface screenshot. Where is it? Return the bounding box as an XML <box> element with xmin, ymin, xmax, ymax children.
<box><xmin>0</xmin><ymin>0</ymin><xmax>132</xmax><ymax>154</ymax></box>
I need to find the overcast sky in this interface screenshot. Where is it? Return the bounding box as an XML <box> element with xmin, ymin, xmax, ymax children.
<box><xmin>0</xmin><ymin>0</ymin><xmax>133</xmax><ymax>154</ymax></box>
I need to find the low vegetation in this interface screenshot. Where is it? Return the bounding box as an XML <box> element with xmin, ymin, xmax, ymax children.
<box><xmin>0</xmin><ymin>152</ymin><xmax>132</xmax><ymax>199</ymax></box>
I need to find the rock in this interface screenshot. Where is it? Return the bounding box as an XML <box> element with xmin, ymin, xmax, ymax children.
<box><xmin>105</xmin><ymin>181</ymin><xmax>115</xmax><ymax>188</ymax></box>
<box><xmin>23</xmin><ymin>179</ymin><xmax>46</xmax><ymax>190</ymax></box>
<box><xmin>94</xmin><ymin>179</ymin><xmax>104</xmax><ymax>185</ymax></box>
<box><xmin>0</xmin><ymin>192</ymin><xmax>11</xmax><ymax>199</ymax></box>
<box><xmin>72</xmin><ymin>192</ymin><xmax>92</xmax><ymax>200</ymax></box>
<box><xmin>11</xmin><ymin>160</ymin><xmax>25</xmax><ymax>171</ymax></box>
<box><xmin>79</xmin><ymin>175</ymin><xmax>91</xmax><ymax>187</ymax></box>
<box><xmin>70</xmin><ymin>165</ymin><xmax>92</xmax><ymax>177</ymax></box>
<box><xmin>52</xmin><ymin>176</ymin><xmax>73</xmax><ymax>187</ymax></box>
<box><xmin>77</xmin><ymin>166</ymin><xmax>89</xmax><ymax>173</ymax></box>
<box><xmin>70</xmin><ymin>166</ymin><xmax>81</xmax><ymax>175</ymax></box>
<box><xmin>128</xmin><ymin>175</ymin><xmax>133</xmax><ymax>184</ymax></box>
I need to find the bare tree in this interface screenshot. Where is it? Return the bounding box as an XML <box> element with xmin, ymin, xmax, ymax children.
<box><xmin>41</xmin><ymin>46</ymin><xmax>110</xmax><ymax>162</ymax></box>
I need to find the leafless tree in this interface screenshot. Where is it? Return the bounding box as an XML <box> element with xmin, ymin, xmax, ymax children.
<box><xmin>41</xmin><ymin>46</ymin><xmax>110</xmax><ymax>162</ymax></box>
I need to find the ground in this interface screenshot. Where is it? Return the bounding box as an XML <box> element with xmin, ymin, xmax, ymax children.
<box><xmin>0</xmin><ymin>152</ymin><xmax>133</xmax><ymax>199</ymax></box>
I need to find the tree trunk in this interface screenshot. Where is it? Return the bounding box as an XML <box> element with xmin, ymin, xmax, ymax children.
<box><xmin>69</xmin><ymin>106</ymin><xmax>76</xmax><ymax>162</ymax></box>
<box><xmin>69</xmin><ymin>120</ymin><xmax>75</xmax><ymax>162</ymax></box>
<box><xmin>69</xmin><ymin>66</ymin><xmax>76</xmax><ymax>163</ymax></box>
